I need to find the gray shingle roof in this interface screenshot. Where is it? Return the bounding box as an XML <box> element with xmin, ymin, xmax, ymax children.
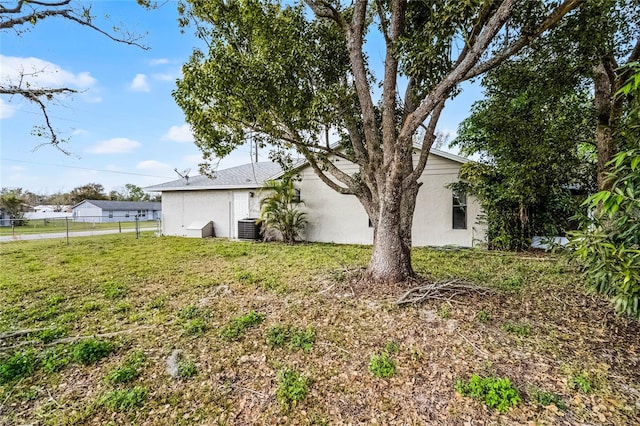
<box><xmin>144</xmin><ymin>161</ymin><xmax>284</xmax><ymax>192</ymax></box>
<box><xmin>75</xmin><ymin>200</ymin><xmax>162</xmax><ymax>210</ymax></box>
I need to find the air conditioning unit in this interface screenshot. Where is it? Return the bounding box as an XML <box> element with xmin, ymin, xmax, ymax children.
<box><xmin>237</xmin><ymin>218</ymin><xmax>261</xmax><ymax>240</ymax></box>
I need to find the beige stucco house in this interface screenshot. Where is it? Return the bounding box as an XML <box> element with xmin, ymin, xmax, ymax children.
<box><xmin>145</xmin><ymin>149</ymin><xmax>486</xmax><ymax>247</ymax></box>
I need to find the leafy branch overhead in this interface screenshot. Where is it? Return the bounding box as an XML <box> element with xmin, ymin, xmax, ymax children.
<box><xmin>0</xmin><ymin>0</ymin><xmax>154</xmax><ymax>151</ymax></box>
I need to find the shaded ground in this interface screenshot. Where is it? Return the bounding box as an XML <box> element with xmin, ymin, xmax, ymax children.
<box><xmin>1</xmin><ymin>235</ymin><xmax>639</xmax><ymax>424</ymax></box>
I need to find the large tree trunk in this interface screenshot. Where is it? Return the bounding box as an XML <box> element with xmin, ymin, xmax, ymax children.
<box><xmin>368</xmin><ymin>211</ymin><xmax>414</xmax><ymax>283</ymax></box>
<box><xmin>593</xmin><ymin>60</ymin><xmax>618</xmax><ymax>191</ymax></box>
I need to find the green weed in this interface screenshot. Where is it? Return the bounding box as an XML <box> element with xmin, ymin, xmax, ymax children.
<box><xmin>149</xmin><ymin>295</ymin><xmax>167</xmax><ymax>309</ymax></box>
<box><xmin>37</xmin><ymin>327</ymin><xmax>67</xmax><ymax>343</ymax></box>
<box><xmin>530</xmin><ymin>388</ymin><xmax>566</xmax><ymax>409</ymax></box>
<box><xmin>183</xmin><ymin>319</ymin><xmax>208</xmax><ymax>336</ymax></box>
<box><xmin>455</xmin><ymin>374</ymin><xmax>521</xmax><ymax>413</ymax></box>
<box><xmin>569</xmin><ymin>373</ymin><xmax>593</xmax><ymax>393</ymax></box>
<box><xmin>384</xmin><ymin>341</ymin><xmax>400</xmax><ymax>355</ymax></box>
<box><xmin>276</xmin><ymin>367</ymin><xmax>310</xmax><ymax>411</ymax></box>
<box><xmin>289</xmin><ymin>327</ymin><xmax>315</xmax><ymax>352</ymax></box>
<box><xmin>179</xmin><ymin>305</ymin><xmax>201</xmax><ymax>320</ymax></box>
<box><xmin>267</xmin><ymin>325</ymin><xmax>315</xmax><ymax>352</ymax></box>
<box><xmin>177</xmin><ymin>360</ymin><xmax>198</xmax><ymax>379</ymax></box>
<box><xmin>0</xmin><ymin>350</ymin><xmax>36</xmax><ymax>384</ymax></box>
<box><xmin>105</xmin><ymin>351</ymin><xmax>146</xmax><ymax>384</ymax></box>
<box><xmin>266</xmin><ymin>326</ymin><xmax>289</xmax><ymax>348</ymax></box>
<box><xmin>40</xmin><ymin>346</ymin><xmax>71</xmax><ymax>373</ymax></box>
<box><xmin>99</xmin><ymin>386</ymin><xmax>148</xmax><ymax>411</ymax></box>
<box><xmin>218</xmin><ymin>311</ymin><xmax>265</xmax><ymax>341</ymax></box>
<box><xmin>476</xmin><ymin>310</ymin><xmax>490</xmax><ymax>323</ymax></box>
<box><xmin>437</xmin><ymin>304</ymin><xmax>451</xmax><ymax>319</ymax></box>
<box><xmin>72</xmin><ymin>339</ymin><xmax>114</xmax><ymax>365</ymax></box>
<box><xmin>368</xmin><ymin>352</ymin><xmax>396</xmax><ymax>378</ymax></box>
<box><xmin>502</xmin><ymin>321</ymin><xmax>531</xmax><ymax>337</ymax></box>
<box><xmin>501</xmin><ymin>273</ymin><xmax>525</xmax><ymax>290</ymax></box>
<box><xmin>103</xmin><ymin>281</ymin><xmax>128</xmax><ymax>299</ymax></box>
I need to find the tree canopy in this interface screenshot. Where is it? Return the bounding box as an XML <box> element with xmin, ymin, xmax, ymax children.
<box><xmin>175</xmin><ymin>0</ymin><xmax>588</xmax><ymax>282</ymax></box>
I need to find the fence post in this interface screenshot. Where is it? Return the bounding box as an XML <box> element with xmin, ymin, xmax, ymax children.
<box><xmin>135</xmin><ymin>215</ymin><xmax>139</xmax><ymax>239</ymax></box>
<box><xmin>65</xmin><ymin>216</ymin><xmax>69</xmax><ymax>245</ymax></box>
<box><xmin>119</xmin><ymin>221</ymin><xmax>122</xmax><ymax>233</ymax></box>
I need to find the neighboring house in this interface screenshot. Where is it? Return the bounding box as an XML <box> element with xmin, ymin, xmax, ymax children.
<box><xmin>0</xmin><ymin>208</ymin><xmax>9</xmax><ymax>227</ymax></box>
<box><xmin>145</xmin><ymin>149</ymin><xmax>486</xmax><ymax>247</ymax></box>
<box><xmin>72</xmin><ymin>200</ymin><xmax>162</xmax><ymax>223</ymax></box>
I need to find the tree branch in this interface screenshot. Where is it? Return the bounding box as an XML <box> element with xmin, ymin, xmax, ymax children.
<box><xmin>404</xmin><ymin>99</ymin><xmax>446</xmax><ymax>186</ymax></box>
<box><xmin>463</xmin><ymin>0</ymin><xmax>584</xmax><ymax>80</ymax></box>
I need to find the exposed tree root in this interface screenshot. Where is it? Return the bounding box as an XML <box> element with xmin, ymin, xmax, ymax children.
<box><xmin>0</xmin><ymin>328</ymin><xmax>51</xmax><ymax>340</ymax></box>
<box><xmin>396</xmin><ymin>279</ymin><xmax>493</xmax><ymax>305</ymax></box>
<box><xmin>0</xmin><ymin>326</ymin><xmax>151</xmax><ymax>353</ymax></box>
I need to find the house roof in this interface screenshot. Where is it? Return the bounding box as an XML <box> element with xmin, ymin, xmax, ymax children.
<box><xmin>73</xmin><ymin>200</ymin><xmax>162</xmax><ymax>210</ymax></box>
<box><xmin>144</xmin><ymin>149</ymin><xmax>468</xmax><ymax>192</ymax></box>
<box><xmin>144</xmin><ymin>161</ymin><xmax>284</xmax><ymax>192</ymax></box>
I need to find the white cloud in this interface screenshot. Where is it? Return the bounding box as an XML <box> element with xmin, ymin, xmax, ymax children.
<box><xmin>86</xmin><ymin>138</ymin><xmax>142</xmax><ymax>154</ymax></box>
<box><xmin>152</xmin><ymin>72</ymin><xmax>176</xmax><ymax>82</ymax></box>
<box><xmin>137</xmin><ymin>160</ymin><xmax>169</xmax><ymax>170</ymax></box>
<box><xmin>162</xmin><ymin>124</ymin><xmax>194</xmax><ymax>143</ymax></box>
<box><xmin>72</xmin><ymin>128</ymin><xmax>89</xmax><ymax>136</ymax></box>
<box><xmin>0</xmin><ymin>55</ymin><xmax>96</xmax><ymax>90</ymax></box>
<box><xmin>136</xmin><ymin>160</ymin><xmax>174</xmax><ymax>176</ymax></box>
<box><xmin>0</xmin><ymin>98</ymin><xmax>15</xmax><ymax>119</ymax></box>
<box><xmin>149</xmin><ymin>58</ymin><xmax>170</xmax><ymax>66</ymax></box>
<box><xmin>129</xmin><ymin>74</ymin><xmax>150</xmax><ymax>92</ymax></box>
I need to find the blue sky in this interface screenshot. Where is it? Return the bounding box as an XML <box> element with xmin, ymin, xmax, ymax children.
<box><xmin>1</xmin><ymin>1</ymin><xmax>482</xmax><ymax>195</ymax></box>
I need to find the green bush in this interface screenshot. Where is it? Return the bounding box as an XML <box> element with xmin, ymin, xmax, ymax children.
<box><xmin>0</xmin><ymin>350</ymin><xmax>36</xmax><ymax>384</ymax></box>
<box><xmin>276</xmin><ymin>367</ymin><xmax>310</xmax><ymax>411</ymax></box>
<box><xmin>368</xmin><ymin>352</ymin><xmax>396</xmax><ymax>379</ymax></box>
<box><xmin>72</xmin><ymin>339</ymin><xmax>114</xmax><ymax>365</ymax></box>
<box><xmin>568</xmin><ymin>151</ymin><xmax>640</xmax><ymax>319</ymax></box>
<box><xmin>218</xmin><ymin>311</ymin><xmax>265</xmax><ymax>341</ymax></box>
<box><xmin>99</xmin><ymin>386</ymin><xmax>148</xmax><ymax>411</ymax></box>
<box><xmin>455</xmin><ymin>374</ymin><xmax>521</xmax><ymax>413</ymax></box>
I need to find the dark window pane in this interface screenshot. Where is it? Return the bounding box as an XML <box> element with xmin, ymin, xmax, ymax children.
<box><xmin>452</xmin><ymin>190</ymin><xmax>467</xmax><ymax>229</ymax></box>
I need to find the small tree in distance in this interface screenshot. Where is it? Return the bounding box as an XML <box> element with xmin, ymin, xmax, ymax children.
<box><xmin>258</xmin><ymin>179</ymin><xmax>306</xmax><ymax>244</ymax></box>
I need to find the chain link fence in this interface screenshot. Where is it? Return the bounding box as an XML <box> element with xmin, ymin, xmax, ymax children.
<box><xmin>0</xmin><ymin>216</ymin><xmax>161</xmax><ymax>243</ymax></box>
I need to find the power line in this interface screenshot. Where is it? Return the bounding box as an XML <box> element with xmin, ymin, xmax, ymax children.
<box><xmin>1</xmin><ymin>158</ymin><xmax>175</xmax><ymax>179</ymax></box>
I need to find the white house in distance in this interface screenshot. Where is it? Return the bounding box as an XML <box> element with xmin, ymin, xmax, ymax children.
<box><xmin>145</xmin><ymin>148</ymin><xmax>486</xmax><ymax>247</ymax></box>
<box><xmin>72</xmin><ymin>200</ymin><xmax>162</xmax><ymax>223</ymax></box>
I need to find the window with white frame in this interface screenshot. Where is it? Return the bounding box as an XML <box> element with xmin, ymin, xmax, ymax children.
<box><xmin>452</xmin><ymin>190</ymin><xmax>467</xmax><ymax>229</ymax></box>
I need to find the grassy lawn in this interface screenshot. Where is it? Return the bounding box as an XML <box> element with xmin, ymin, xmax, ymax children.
<box><xmin>1</xmin><ymin>235</ymin><xmax>638</xmax><ymax>424</ymax></box>
<box><xmin>0</xmin><ymin>219</ymin><xmax>158</xmax><ymax>236</ymax></box>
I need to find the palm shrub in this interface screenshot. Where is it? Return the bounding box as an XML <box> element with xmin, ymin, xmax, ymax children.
<box><xmin>258</xmin><ymin>178</ymin><xmax>306</xmax><ymax>243</ymax></box>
